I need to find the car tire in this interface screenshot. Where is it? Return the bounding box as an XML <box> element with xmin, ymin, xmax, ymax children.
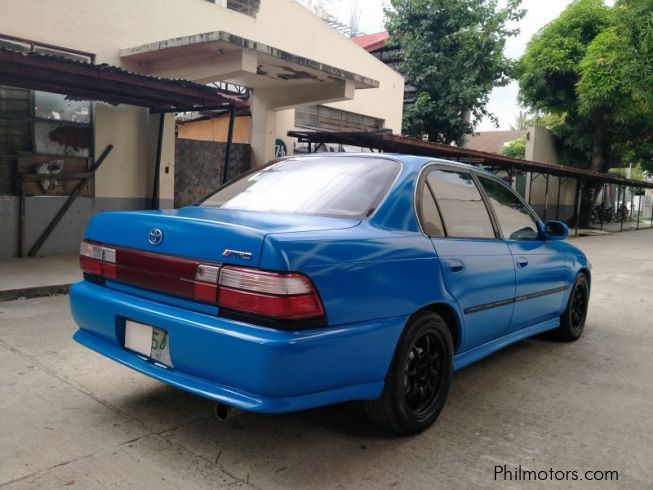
<box><xmin>554</xmin><ymin>273</ymin><xmax>589</xmax><ymax>342</ymax></box>
<box><xmin>364</xmin><ymin>311</ymin><xmax>453</xmax><ymax>435</ymax></box>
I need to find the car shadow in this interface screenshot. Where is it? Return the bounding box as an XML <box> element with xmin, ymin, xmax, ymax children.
<box><xmin>112</xmin><ymin>335</ymin><xmax>561</xmax><ymax>487</ymax></box>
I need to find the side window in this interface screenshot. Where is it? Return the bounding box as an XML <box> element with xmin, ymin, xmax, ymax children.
<box><xmin>479</xmin><ymin>176</ymin><xmax>540</xmax><ymax>241</ymax></box>
<box><xmin>418</xmin><ymin>184</ymin><xmax>445</xmax><ymax>237</ymax></box>
<box><xmin>427</xmin><ymin>169</ymin><xmax>495</xmax><ymax>239</ymax></box>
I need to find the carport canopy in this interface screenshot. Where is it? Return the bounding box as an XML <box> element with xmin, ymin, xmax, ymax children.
<box><xmin>288</xmin><ymin>130</ymin><xmax>653</xmax><ymax>190</ymax></box>
<box><xmin>0</xmin><ymin>45</ymin><xmax>249</xmax><ymax>112</ymax></box>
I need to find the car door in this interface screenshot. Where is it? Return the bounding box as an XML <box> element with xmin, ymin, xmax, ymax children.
<box><xmin>476</xmin><ymin>174</ymin><xmax>567</xmax><ymax>332</ymax></box>
<box><xmin>417</xmin><ymin>167</ymin><xmax>516</xmax><ymax>351</ymax></box>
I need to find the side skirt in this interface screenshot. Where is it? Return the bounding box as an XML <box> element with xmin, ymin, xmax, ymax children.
<box><xmin>453</xmin><ymin>317</ymin><xmax>559</xmax><ymax>371</ymax></box>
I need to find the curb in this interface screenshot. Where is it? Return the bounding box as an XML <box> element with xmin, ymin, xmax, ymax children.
<box><xmin>0</xmin><ymin>284</ymin><xmax>72</xmax><ymax>302</ymax></box>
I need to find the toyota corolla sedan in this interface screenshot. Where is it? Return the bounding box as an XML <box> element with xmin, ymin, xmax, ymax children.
<box><xmin>70</xmin><ymin>154</ymin><xmax>590</xmax><ymax>434</ymax></box>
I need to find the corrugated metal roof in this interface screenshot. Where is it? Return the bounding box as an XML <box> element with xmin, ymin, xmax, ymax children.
<box><xmin>288</xmin><ymin>130</ymin><xmax>653</xmax><ymax>189</ymax></box>
<box><xmin>353</xmin><ymin>32</ymin><xmax>389</xmax><ymax>52</ymax></box>
<box><xmin>0</xmin><ymin>47</ymin><xmax>248</xmax><ymax>111</ymax></box>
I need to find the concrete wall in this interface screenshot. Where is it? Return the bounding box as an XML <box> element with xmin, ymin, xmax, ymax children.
<box><xmin>0</xmin><ymin>196</ymin><xmax>150</xmax><ymax>258</ymax></box>
<box><xmin>174</xmin><ymin>138</ymin><xmax>251</xmax><ymax>208</ymax></box>
<box><xmin>524</xmin><ymin>126</ymin><xmax>577</xmax><ymax>222</ymax></box>
<box><xmin>528</xmin><ymin>174</ymin><xmax>577</xmax><ymax>223</ymax></box>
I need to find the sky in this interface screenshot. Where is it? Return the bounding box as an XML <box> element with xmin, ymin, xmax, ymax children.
<box><xmin>332</xmin><ymin>0</ymin><xmax>575</xmax><ymax>131</ymax></box>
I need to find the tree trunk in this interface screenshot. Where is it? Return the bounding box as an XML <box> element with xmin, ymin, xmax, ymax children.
<box><xmin>590</xmin><ymin>122</ymin><xmax>606</xmax><ymax>172</ymax></box>
<box><xmin>577</xmin><ymin>123</ymin><xmax>607</xmax><ymax>228</ymax></box>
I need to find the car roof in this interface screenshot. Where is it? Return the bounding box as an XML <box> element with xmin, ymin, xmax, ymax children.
<box><xmin>287</xmin><ymin>152</ymin><xmax>495</xmax><ymax>177</ymax></box>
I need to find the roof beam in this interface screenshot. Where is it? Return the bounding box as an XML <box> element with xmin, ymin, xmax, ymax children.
<box><xmin>138</xmin><ymin>49</ymin><xmax>258</xmax><ymax>84</ymax></box>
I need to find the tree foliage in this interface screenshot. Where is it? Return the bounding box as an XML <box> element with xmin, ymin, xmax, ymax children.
<box><xmin>386</xmin><ymin>0</ymin><xmax>525</xmax><ymax>145</ymax></box>
<box><xmin>500</xmin><ymin>136</ymin><xmax>527</xmax><ymax>159</ymax></box>
<box><xmin>517</xmin><ymin>0</ymin><xmax>653</xmax><ymax>174</ymax></box>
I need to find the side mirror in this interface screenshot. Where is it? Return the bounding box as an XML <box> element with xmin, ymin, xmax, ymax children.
<box><xmin>544</xmin><ymin>221</ymin><xmax>569</xmax><ymax>241</ymax></box>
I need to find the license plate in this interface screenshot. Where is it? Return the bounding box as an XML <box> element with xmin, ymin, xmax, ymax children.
<box><xmin>124</xmin><ymin>320</ymin><xmax>173</xmax><ymax>367</ymax></box>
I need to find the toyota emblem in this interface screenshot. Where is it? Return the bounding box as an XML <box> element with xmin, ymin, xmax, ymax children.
<box><xmin>148</xmin><ymin>228</ymin><xmax>163</xmax><ymax>246</ymax></box>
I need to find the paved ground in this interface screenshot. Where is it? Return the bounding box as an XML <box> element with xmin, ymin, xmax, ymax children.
<box><xmin>0</xmin><ymin>255</ymin><xmax>80</xmax><ymax>301</ymax></box>
<box><xmin>1</xmin><ymin>230</ymin><xmax>652</xmax><ymax>489</ymax></box>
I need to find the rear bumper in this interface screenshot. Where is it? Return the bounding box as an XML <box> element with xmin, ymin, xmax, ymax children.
<box><xmin>70</xmin><ymin>281</ymin><xmax>406</xmax><ymax>413</ymax></box>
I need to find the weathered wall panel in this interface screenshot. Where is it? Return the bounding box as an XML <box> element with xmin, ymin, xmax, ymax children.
<box><xmin>174</xmin><ymin>138</ymin><xmax>251</xmax><ymax>208</ymax></box>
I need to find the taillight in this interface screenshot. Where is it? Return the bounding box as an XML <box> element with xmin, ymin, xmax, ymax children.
<box><xmin>194</xmin><ymin>265</ymin><xmax>220</xmax><ymax>303</ymax></box>
<box><xmin>217</xmin><ymin>267</ymin><xmax>325</xmax><ymax>321</ymax></box>
<box><xmin>79</xmin><ymin>241</ymin><xmax>326</xmax><ymax>327</ymax></box>
<box><xmin>80</xmin><ymin>241</ymin><xmax>117</xmax><ymax>279</ymax></box>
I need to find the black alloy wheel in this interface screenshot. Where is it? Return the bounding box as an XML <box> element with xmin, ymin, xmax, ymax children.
<box><xmin>364</xmin><ymin>311</ymin><xmax>453</xmax><ymax>435</ymax></box>
<box><xmin>554</xmin><ymin>273</ymin><xmax>589</xmax><ymax>341</ymax></box>
<box><xmin>404</xmin><ymin>332</ymin><xmax>444</xmax><ymax>416</ymax></box>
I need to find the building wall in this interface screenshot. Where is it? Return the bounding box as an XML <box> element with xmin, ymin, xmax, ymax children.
<box><xmin>177</xmin><ymin>116</ymin><xmax>252</xmax><ymax>144</ymax></box>
<box><xmin>0</xmin><ymin>101</ymin><xmax>165</xmax><ymax>258</ymax></box>
<box><xmin>0</xmin><ymin>0</ymin><xmax>403</xmax><ymax>256</ymax></box>
<box><xmin>524</xmin><ymin>126</ymin><xmax>577</xmax><ymax>223</ymax></box>
<box><xmin>1</xmin><ymin>0</ymin><xmax>404</xmax><ymax>133</ymax></box>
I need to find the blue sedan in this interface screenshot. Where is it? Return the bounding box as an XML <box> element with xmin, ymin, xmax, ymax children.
<box><xmin>70</xmin><ymin>154</ymin><xmax>590</xmax><ymax>434</ymax></box>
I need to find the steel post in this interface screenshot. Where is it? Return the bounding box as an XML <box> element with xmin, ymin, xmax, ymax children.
<box><xmin>555</xmin><ymin>176</ymin><xmax>562</xmax><ymax>221</ymax></box>
<box><xmin>620</xmin><ymin>186</ymin><xmax>625</xmax><ymax>232</ymax></box>
<box><xmin>543</xmin><ymin>174</ymin><xmax>550</xmax><ymax>221</ymax></box>
<box><xmin>222</xmin><ymin>104</ymin><xmax>236</xmax><ymax>184</ymax></box>
<box><xmin>574</xmin><ymin>177</ymin><xmax>582</xmax><ymax>237</ymax></box>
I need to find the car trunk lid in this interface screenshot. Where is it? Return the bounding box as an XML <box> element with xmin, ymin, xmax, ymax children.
<box><xmin>87</xmin><ymin>206</ymin><xmax>360</xmax><ymax>268</ymax></box>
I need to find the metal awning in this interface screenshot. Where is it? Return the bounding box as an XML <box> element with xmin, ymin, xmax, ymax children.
<box><xmin>0</xmin><ymin>47</ymin><xmax>248</xmax><ymax>111</ymax></box>
<box><xmin>288</xmin><ymin>130</ymin><xmax>653</xmax><ymax>189</ymax></box>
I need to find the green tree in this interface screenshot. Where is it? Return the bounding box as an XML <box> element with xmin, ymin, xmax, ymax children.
<box><xmin>500</xmin><ymin>136</ymin><xmax>527</xmax><ymax>159</ymax></box>
<box><xmin>386</xmin><ymin>0</ymin><xmax>525</xmax><ymax>145</ymax></box>
<box><xmin>517</xmin><ymin>0</ymin><xmax>653</xmax><ymax>174</ymax></box>
<box><xmin>609</xmin><ymin>164</ymin><xmax>650</xmax><ymax>182</ymax></box>
<box><xmin>517</xmin><ymin>0</ymin><xmax>653</xmax><ymax>225</ymax></box>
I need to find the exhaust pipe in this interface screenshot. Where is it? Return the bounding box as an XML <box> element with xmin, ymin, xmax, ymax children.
<box><xmin>214</xmin><ymin>403</ymin><xmax>241</xmax><ymax>422</ymax></box>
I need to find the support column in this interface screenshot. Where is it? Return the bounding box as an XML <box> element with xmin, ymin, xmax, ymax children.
<box><xmin>555</xmin><ymin>177</ymin><xmax>562</xmax><ymax>221</ymax></box>
<box><xmin>620</xmin><ymin>186</ymin><xmax>625</xmax><ymax>232</ymax></box>
<box><xmin>250</xmin><ymin>90</ymin><xmax>278</xmax><ymax>167</ymax></box>
<box><xmin>223</xmin><ymin>105</ymin><xmax>236</xmax><ymax>184</ymax></box>
<box><xmin>543</xmin><ymin>174</ymin><xmax>550</xmax><ymax>221</ymax></box>
<box><xmin>158</xmin><ymin>113</ymin><xmax>176</xmax><ymax>209</ymax></box>
<box><xmin>600</xmin><ymin>182</ymin><xmax>606</xmax><ymax>231</ymax></box>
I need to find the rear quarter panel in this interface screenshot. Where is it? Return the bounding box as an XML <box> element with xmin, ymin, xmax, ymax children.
<box><xmin>261</xmin><ymin>224</ymin><xmax>462</xmax><ymax>328</ymax></box>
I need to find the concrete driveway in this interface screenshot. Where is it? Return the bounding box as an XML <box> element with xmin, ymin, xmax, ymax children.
<box><xmin>1</xmin><ymin>230</ymin><xmax>652</xmax><ymax>489</ymax></box>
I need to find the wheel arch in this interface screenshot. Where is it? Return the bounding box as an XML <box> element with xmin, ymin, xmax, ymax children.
<box><xmin>418</xmin><ymin>302</ymin><xmax>462</xmax><ymax>353</ymax></box>
<box><xmin>578</xmin><ymin>267</ymin><xmax>591</xmax><ymax>290</ymax></box>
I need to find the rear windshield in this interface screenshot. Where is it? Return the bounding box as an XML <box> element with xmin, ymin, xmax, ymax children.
<box><xmin>200</xmin><ymin>156</ymin><xmax>401</xmax><ymax>219</ymax></box>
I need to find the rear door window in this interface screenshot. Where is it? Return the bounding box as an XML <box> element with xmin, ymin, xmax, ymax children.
<box><xmin>426</xmin><ymin>169</ymin><xmax>496</xmax><ymax>239</ymax></box>
<box><xmin>418</xmin><ymin>184</ymin><xmax>445</xmax><ymax>237</ymax></box>
<box><xmin>201</xmin><ymin>156</ymin><xmax>400</xmax><ymax>219</ymax></box>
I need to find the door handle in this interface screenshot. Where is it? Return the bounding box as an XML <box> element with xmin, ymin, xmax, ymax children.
<box><xmin>516</xmin><ymin>256</ymin><xmax>529</xmax><ymax>268</ymax></box>
<box><xmin>447</xmin><ymin>259</ymin><xmax>465</xmax><ymax>273</ymax></box>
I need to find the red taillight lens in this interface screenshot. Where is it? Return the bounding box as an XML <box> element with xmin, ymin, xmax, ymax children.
<box><xmin>217</xmin><ymin>266</ymin><xmax>325</xmax><ymax>320</ymax></box>
<box><xmin>79</xmin><ymin>241</ymin><xmax>326</xmax><ymax>325</ymax></box>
